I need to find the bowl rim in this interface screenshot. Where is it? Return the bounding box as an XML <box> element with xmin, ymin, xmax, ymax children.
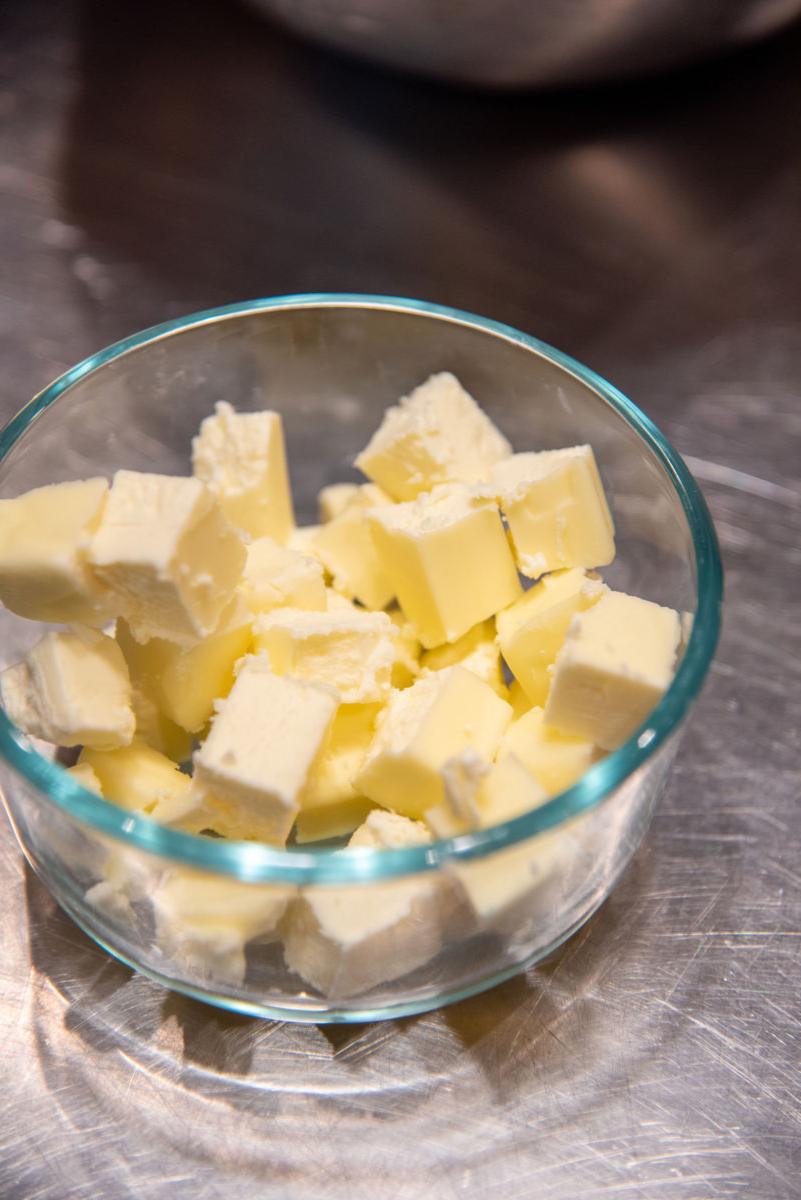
<box><xmin>0</xmin><ymin>293</ymin><xmax>723</xmax><ymax>884</ymax></box>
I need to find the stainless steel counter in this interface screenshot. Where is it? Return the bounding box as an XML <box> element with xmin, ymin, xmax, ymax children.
<box><xmin>0</xmin><ymin>1</ymin><xmax>799</xmax><ymax>1195</ymax></box>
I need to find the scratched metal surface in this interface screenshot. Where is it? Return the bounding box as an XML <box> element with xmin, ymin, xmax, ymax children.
<box><xmin>1</xmin><ymin>2</ymin><xmax>800</xmax><ymax>1196</ymax></box>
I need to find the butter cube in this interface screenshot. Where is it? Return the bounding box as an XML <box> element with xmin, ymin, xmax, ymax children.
<box><xmin>295</xmin><ymin>703</ymin><xmax>381</xmax><ymax>843</ymax></box>
<box><xmin>449</xmin><ymin>831</ymin><xmax>567</xmax><ymax>933</ymax></box>
<box><xmin>545</xmin><ymin>590</ymin><xmax>681</xmax><ymax>750</ymax></box>
<box><xmin>192</xmin><ymin>402</ymin><xmax>294</xmax><ymax>542</ymax></box>
<box><xmin>88</xmin><ymin>471</ymin><xmax>246</xmax><ymax>645</ymax></box>
<box><xmin>1</xmin><ymin>627</ymin><xmax>134</xmax><ymax>750</ymax></box>
<box><xmin>152</xmin><ymin>868</ymin><xmax>293</xmax><ymax>984</ymax></box>
<box><xmin>0</xmin><ymin>478</ymin><xmax>111</xmax><ymax>625</ymax></box>
<box><xmin>114</xmin><ymin>620</ymin><xmax>194</xmax><ymax>759</ymax></box>
<box><xmin>355</xmin><ymin>372</ymin><xmax>511</xmax><ymax>500</ymax></box>
<box><xmin>368</xmin><ymin>485</ymin><xmax>522</xmax><ymax>649</ymax></box>
<box><xmin>496</xmin><ymin>568</ymin><xmax>606</xmax><ymax>706</ymax></box>
<box><xmin>66</xmin><ymin>762</ymin><xmax>103</xmax><ymax>794</ymax></box>
<box><xmin>311</xmin><ymin>487</ymin><xmax>394</xmax><ymax>611</ymax></box>
<box><xmin>426</xmin><ymin>753</ymin><xmax>547</xmax><ymax>838</ymax></box>
<box><xmin>319</xmin><ymin>481</ymin><xmax>391</xmax><ymax>523</ymax></box>
<box><xmin>79</xmin><ymin>740</ymin><xmax>193</xmax><ymax>823</ymax></box>
<box><xmin>325</xmin><ymin>588</ymin><xmax>360</xmax><ymax>612</ymax></box>
<box><xmin>254</xmin><ymin>608</ymin><xmax>396</xmax><ymax>703</ymax></box>
<box><xmin>387</xmin><ymin>606</ymin><xmax>421</xmax><ymax>688</ymax></box>
<box><xmin>118</xmin><ymin>600</ymin><xmax>252</xmax><ymax>736</ymax></box>
<box><xmin>356</xmin><ymin>666</ymin><xmax>512</xmax><ymax>819</ymax></box>
<box><xmin>187</xmin><ymin>658</ymin><xmax>339</xmax><ymax>844</ymax></box>
<box><xmin>349</xmin><ymin>809</ymin><xmax>432</xmax><ymax>849</ymax></box>
<box><xmin>499</xmin><ymin>706</ymin><xmax>597</xmax><ymax>795</ymax></box>
<box><xmin>508</xmin><ymin>679</ymin><xmax>533</xmax><ymax>720</ymax></box>
<box><xmin>420</xmin><ymin>618</ymin><xmax>506</xmax><ymax>696</ymax></box>
<box><xmin>489</xmin><ymin>446</ymin><xmax>615</xmax><ymax>578</ymax></box>
<box><xmin>239</xmin><ymin>536</ymin><xmax>326</xmax><ymax>615</ymax></box>
<box><xmin>288</xmin><ymin>525</ymin><xmax>324</xmax><ymax>558</ymax></box>
<box><xmin>283</xmin><ymin>814</ymin><xmax>448</xmax><ymax>997</ymax></box>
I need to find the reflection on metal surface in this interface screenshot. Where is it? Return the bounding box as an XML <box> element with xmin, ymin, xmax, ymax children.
<box><xmin>251</xmin><ymin>0</ymin><xmax>801</xmax><ymax>87</ymax></box>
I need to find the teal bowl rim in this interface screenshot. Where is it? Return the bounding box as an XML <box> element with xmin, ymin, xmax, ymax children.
<box><xmin>0</xmin><ymin>293</ymin><xmax>723</xmax><ymax>885</ymax></box>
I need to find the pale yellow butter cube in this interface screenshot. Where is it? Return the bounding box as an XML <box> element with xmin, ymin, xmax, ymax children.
<box><xmin>426</xmin><ymin>752</ymin><xmax>547</xmax><ymax>838</ymax></box>
<box><xmin>187</xmin><ymin>658</ymin><xmax>339</xmax><ymax>844</ymax></box>
<box><xmin>1</xmin><ymin>627</ymin><xmax>135</xmax><ymax>750</ymax></box>
<box><xmin>368</xmin><ymin>484</ymin><xmax>522</xmax><ymax>649</ymax></box>
<box><xmin>80</xmin><ymin>739</ymin><xmax>193</xmax><ymax>823</ymax></box>
<box><xmin>295</xmin><ymin>703</ymin><xmax>381</xmax><ymax>843</ymax></box>
<box><xmin>254</xmin><ymin>608</ymin><xmax>396</xmax><ymax>703</ymax></box>
<box><xmin>355</xmin><ymin>666</ymin><xmax>512</xmax><ymax>819</ymax></box>
<box><xmin>325</xmin><ymin>587</ymin><xmax>360</xmax><ymax>613</ymax></box>
<box><xmin>192</xmin><ymin>402</ymin><xmax>294</xmax><ymax>542</ymax></box>
<box><xmin>129</xmin><ymin>685</ymin><xmax>193</xmax><ymax>763</ymax></box>
<box><xmin>288</xmin><ymin>524</ymin><xmax>324</xmax><ymax>558</ymax></box>
<box><xmin>152</xmin><ymin>867</ymin><xmax>294</xmax><ymax>984</ymax></box>
<box><xmin>116</xmin><ymin>599</ymin><xmax>252</xmax><ymax>735</ymax></box>
<box><xmin>114</xmin><ymin>619</ymin><xmax>194</xmax><ymax>759</ymax></box>
<box><xmin>318</xmin><ymin>481</ymin><xmax>391</xmax><ymax>523</ymax></box>
<box><xmin>508</xmin><ymin>679</ymin><xmax>533</xmax><ymax>720</ymax></box>
<box><xmin>88</xmin><ymin>471</ymin><xmax>246</xmax><ymax>645</ymax></box>
<box><xmin>0</xmin><ymin>477</ymin><xmax>111</xmax><ymax>625</ymax></box>
<box><xmin>283</xmin><ymin>814</ymin><xmax>448</xmax><ymax>997</ymax></box>
<box><xmin>489</xmin><ymin>446</ymin><xmax>615</xmax><ymax>578</ymax></box>
<box><xmin>420</xmin><ymin>618</ymin><xmax>506</xmax><ymax>696</ymax></box>
<box><xmin>545</xmin><ymin>590</ymin><xmax>681</xmax><ymax>750</ymax></box>
<box><xmin>66</xmin><ymin>762</ymin><xmax>103</xmax><ymax>794</ymax></box>
<box><xmin>387</xmin><ymin>606</ymin><xmax>421</xmax><ymax>689</ymax></box>
<box><xmin>498</xmin><ymin>706</ymin><xmax>597</xmax><ymax>795</ymax></box>
<box><xmin>355</xmin><ymin>372</ymin><xmax>511</xmax><ymax>500</ymax></box>
<box><xmin>496</xmin><ymin>568</ymin><xmax>606</xmax><ymax>706</ymax></box>
<box><xmin>311</xmin><ymin>488</ymin><xmax>394</xmax><ymax>611</ymax></box>
<box><xmin>239</xmin><ymin>536</ymin><xmax>326</xmax><ymax>615</ymax></box>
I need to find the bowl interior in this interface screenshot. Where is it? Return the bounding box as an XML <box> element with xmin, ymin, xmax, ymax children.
<box><xmin>0</xmin><ymin>296</ymin><xmax>718</xmax><ymax>881</ymax></box>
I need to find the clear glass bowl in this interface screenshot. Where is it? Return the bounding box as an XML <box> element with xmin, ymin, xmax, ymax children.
<box><xmin>0</xmin><ymin>295</ymin><xmax>722</xmax><ymax>1022</ymax></box>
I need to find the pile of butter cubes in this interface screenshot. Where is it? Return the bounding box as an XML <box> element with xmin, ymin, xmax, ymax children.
<box><xmin>0</xmin><ymin>371</ymin><xmax>682</xmax><ymax>848</ymax></box>
<box><xmin>0</xmin><ymin>373</ymin><xmax>682</xmax><ymax>994</ymax></box>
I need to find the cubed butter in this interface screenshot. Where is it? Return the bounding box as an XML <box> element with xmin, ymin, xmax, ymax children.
<box><xmin>425</xmin><ymin>752</ymin><xmax>547</xmax><ymax>838</ymax></box>
<box><xmin>187</xmin><ymin>657</ymin><xmax>339</xmax><ymax>844</ymax></box>
<box><xmin>129</xmin><ymin>686</ymin><xmax>193</xmax><ymax>763</ymax></box>
<box><xmin>368</xmin><ymin>484</ymin><xmax>522</xmax><ymax>649</ymax></box>
<box><xmin>295</xmin><ymin>703</ymin><xmax>381</xmax><ymax>843</ymax></box>
<box><xmin>66</xmin><ymin>762</ymin><xmax>103</xmax><ymax>794</ymax></box>
<box><xmin>420</xmin><ymin>618</ymin><xmax>506</xmax><ymax>696</ymax></box>
<box><xmin>79</xmin><ymin>740</ymin><xmax>193</xmax><ymax>823</ymax></box>
<box><xmin>545</xmin><ymin>590</ymin><xmax>681</xmax><ymax>750</ymax></box>
<box><xmin>88</xmin><ymin>471</ymin><xmax>245</xmax><ymax>645</ymax></box>
<box><xmin>1</xmin><ymin>627</ymin><xmax>135</xmax><ymax>749</ymax></box>
<box><xmin>319</xmin><ymin>482</ymin><xmax>391</xmax><ymax>523</ymax></box>
<box><xmin>311</xmin><ymin>487</ymin><xmax>394</xmax><ymax>611</ymax></box>
<box><xmin>0</xmin><ymin>477</ymin><xmax>111</xmax><ymax>625</ymax></box>
<box><xmin>387</xmin><ymin>606</ymin><xmax>421</xmax><ymax>689</ymax></box>
<box><xmin>192</xmin><ymin>402</ymin><xmax>294</xmax><ymax>542</ymax></box>
<box><xmin>355</xmin><ymin>666</ymin><xmax>512</xmax><ymax>818</ymax></box>
<box><xmin>499</xmin><ymin>706</ymin><xmax>598</xmax><ymax>795</ymax></box>
<box><xmin>288</xmin><ymin>525</ymin><xmax>324</xmax><ymax>558</ymax></box>
<box><xmin>489</xmin><ymin>446</ymin><xmax>615</xmax><ymax>578</ymax></box>
<box><xmin>239</xmin><ymin>536</ymin><xmax>326</xmax><ymax>615</ymax></box>
<box><xmin>355</xmin><ymin>372</ymin><xmax>511</xmax><ymax>500</ymax></box>
<box><xmin>152</xmin><ymin>867</ymin><xmax>294</xmax><ymax>984</ymax></box>
<box><xmin>253</xmin><ymin>608</ymin><xmax>396</xmax><ymax>704</ymax></box>
<box><xmin>283</xmin><ymin>813</ymin><xmax>449</xmax><ymax>997</ymax></box>
<box><xmin>496</xmin><ymin>568</ymin><xmax>606</xmax><ymax>706</ymax></box>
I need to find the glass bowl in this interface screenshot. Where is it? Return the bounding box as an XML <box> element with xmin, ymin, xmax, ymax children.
<box><xmin>0</xmin><ymin>295</ymin><xmax>722</xmax><ymax>1022</ymax></box>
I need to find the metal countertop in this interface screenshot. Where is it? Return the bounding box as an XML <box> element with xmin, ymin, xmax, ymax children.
<box><xmin>0</xmin><ymin>2</ymin><xmax>799</xmax><ymax>1195</ymax></box>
